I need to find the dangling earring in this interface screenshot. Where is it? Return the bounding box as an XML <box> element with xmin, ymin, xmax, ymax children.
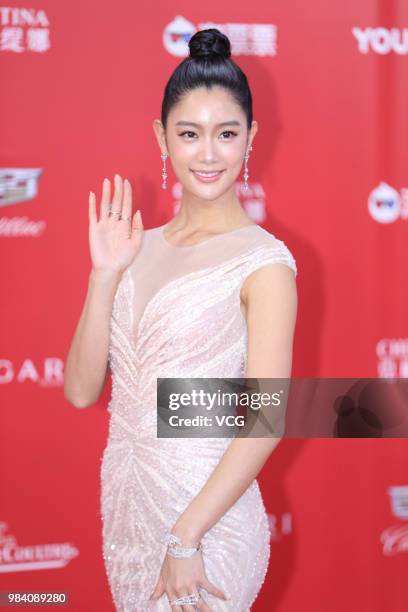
<box><xmin>161</xmin><ymin>153</ymin><xmax>168</xmax><ymax>190</ymax></box>
<box><xmin>243</xmin><ymin>146</ymin><xmax>253</xmax><ymax>191</ymax></box>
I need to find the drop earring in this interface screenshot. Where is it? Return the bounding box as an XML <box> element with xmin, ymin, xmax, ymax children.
<box><xmin>161</xmin><ymin>153</ymin><xmax>168</xmax><ymax>190</ymax></box>
<box><xmin>243</xmin><ymin>146</ymin><xmax>253</xmax><ymax>191</ymax></box>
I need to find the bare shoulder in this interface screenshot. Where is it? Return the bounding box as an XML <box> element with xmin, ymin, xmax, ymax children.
<box><xmin>240</xmin><ymin>228</ymin><xmax>298</xmax><ymax>303</ymax></box>
<box><xmin>241</xmin><ymin>261</ymin><xmax>297</xmax><ymax>306</ymax></box>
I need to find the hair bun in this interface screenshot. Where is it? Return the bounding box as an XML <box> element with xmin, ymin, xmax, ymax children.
<box><xmin>188</xmin><ymin>28</ymin><xmax>231</xmax><ymax>60</ymax></box>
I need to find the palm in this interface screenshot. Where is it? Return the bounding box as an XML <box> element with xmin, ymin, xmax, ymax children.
<box><xmin>88</xmin><ymin>174</ymin><xmax>143</xmax><ymax>273</ymax></box>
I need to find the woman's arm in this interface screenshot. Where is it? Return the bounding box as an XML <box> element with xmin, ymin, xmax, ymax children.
<box><xmin>171</xmin><ymin>262</ymin><xmax>298</xmax><ymax>544</ymax></box>
<box><xmin>64</xmin><ymin>268</ymin><xmax>122</xmax><ymax>408</ymax></box>
<box><xmin>64</xmin><ymin>175</ymin><xmax>143</xmax><ymax>408</ymax></box>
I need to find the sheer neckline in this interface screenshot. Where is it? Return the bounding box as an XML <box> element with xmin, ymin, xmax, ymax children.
<box><xmin>158</xmin><ymin>222</ymin><xmax>259</xmax><ymax>249</ymax></box>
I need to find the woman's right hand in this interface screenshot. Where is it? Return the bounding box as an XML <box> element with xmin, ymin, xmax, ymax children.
<box><xmin>88</xmin><ymin>174</ymin><xmax>143</xmax><ymax>274</ymax></box>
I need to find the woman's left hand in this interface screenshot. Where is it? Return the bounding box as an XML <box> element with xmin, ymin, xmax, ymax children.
<box><xmin>149</xmin><ymin>545</ymin><xmax>228</xmax><ymax>611</ymax></box>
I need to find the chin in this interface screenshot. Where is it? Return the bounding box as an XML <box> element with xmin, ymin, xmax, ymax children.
<box><xmin>192</xmin><ymin>184</ymin><xmax>232</xmax><ymax>201</ymax></box>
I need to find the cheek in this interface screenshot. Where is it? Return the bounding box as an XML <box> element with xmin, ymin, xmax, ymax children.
<box><xmin>166</xmin><ymin>135</ymin><xmax>190</xmax><ymax>159</ymax></box>
<box><xmin>168</xmin><ymin>156</ymin><xmax>190</xmax><ymax>178</ymax></box>
<box><xmin>172</xmin><ymin>145</ymin><xmax>195</xmax><ymax>166</ymax></box>
<box><xmin>222</xmin><ymin>139</ymin><xmax>246</xmax><ymax>162</ymax></box>
<box><xmin>224</xmin><ymin>148</ymin><xmax>245</xmax><ymax>170</ymax></box>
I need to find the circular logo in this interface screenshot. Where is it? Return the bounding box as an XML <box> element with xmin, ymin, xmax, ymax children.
<box><xmin>163</xmin><ymin>16</ymin><xmax>196</xmax><ymax>57</ymax></box>
<box><xmin>368</xmin><ymin>182</ymin><xmax>400</xmax><ymax>223</ymax></box>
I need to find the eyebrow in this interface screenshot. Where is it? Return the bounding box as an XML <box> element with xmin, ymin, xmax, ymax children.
<box><xmin>175</xmin><ymin>120</ymin><xmax>241</xmax><ymax>128</ymax></box>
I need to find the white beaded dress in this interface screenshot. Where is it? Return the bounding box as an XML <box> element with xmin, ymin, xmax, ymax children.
<box><xmin>100</xmin><ymin>222</ymin><xmax>298</xmax><ymax>611</ymax></box>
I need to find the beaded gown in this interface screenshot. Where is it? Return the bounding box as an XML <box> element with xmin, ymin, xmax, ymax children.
<box><xmin>100</xmin><ymin>222</ymin><xmax>298</xmax><ymax>611</ymax></box>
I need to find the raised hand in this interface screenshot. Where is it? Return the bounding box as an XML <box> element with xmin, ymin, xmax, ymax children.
<box><xmin>88</xmin><ymin>174</ymin><xmax>143</xmax><ymax>274</ymax></box>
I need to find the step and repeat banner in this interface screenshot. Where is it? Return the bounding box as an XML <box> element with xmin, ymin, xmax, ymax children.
<box><xmin>1</xmin><ymin>2</ymin><xmax>407</xmax><ymax>611</ymax></box>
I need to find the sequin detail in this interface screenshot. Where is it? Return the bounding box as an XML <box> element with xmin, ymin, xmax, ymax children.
<box><xmin>101</xmin><ymin>225</ymin><xmax>297</xmax><ymax>611</ymax></box>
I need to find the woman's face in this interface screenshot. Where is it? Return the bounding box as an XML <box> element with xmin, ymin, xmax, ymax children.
<box><xmin>153</xmin><ymin>86</ymin><xmax>257</xmax><ymax>200</ymax></box>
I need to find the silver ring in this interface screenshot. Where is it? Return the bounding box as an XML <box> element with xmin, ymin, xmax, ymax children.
<box><xmin>108</xmin><ymin>210</ymin><xmax>121</xmax><ymax>217</ymax></box>
<box><xmin>169</xmin><ymin>592</ymin><xmax>200</xmax><ymax>606</ymax></box>
<box><xmin>120</xmin><ymin>215</ymin><xmax>131</xmax><ymax>221</ymax></box>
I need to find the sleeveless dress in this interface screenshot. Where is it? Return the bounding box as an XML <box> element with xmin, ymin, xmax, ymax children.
<box><xmin>100</xmin><ymin>222</ymin><xmax>298</xmax><ymax>611</ymax></box>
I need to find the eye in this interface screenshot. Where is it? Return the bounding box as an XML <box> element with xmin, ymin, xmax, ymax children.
<box><xmin>179</xmin><ymin>131</ymin><xmax>197</xmax><ymax>139</ymax></box>
<box><xmin>220</xmin><ymin>131</ymin><xmax>238</xmax><ymax>139</ymax></box>
<box><xmin>179</xmin><ymin>130</ymin><xmax>238</xmax><ymax>140</ymax></box>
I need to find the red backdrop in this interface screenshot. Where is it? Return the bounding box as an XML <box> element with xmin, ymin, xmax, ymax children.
<box><xmin>1</xmin><ymin>2</ymin><xmax>408</xmax><ymax>611</ymax></box>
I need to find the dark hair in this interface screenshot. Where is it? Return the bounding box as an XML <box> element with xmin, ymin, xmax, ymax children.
<box><xmin>161</xmin><ymin>28</ymin><xmax>253</xmax><ymax>131</ymax></box>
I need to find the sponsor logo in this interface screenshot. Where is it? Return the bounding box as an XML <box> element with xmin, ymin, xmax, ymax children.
<box><xmin>377</xmin><ymin>339</ymin><xmax>408</xmax><ymax>378</ymax></box>
<box><xmin>0</xmin><ymin>168</ymin><xmax>46</xmax><ymax>237</ymax></box>
<box><xmin>0</xmin><ymin>522</ymin><xmax>79</xmax><ymax>573</ymax></box>
<box><xmin>267</xmin><ymin>512</ymin><xmax>292</xmax><ymax>542</ymax></box>
<box><xmin>368</xmin><ymin>182</ymin><xmax>408</xmax><ymax>224</ymax></box>
<box><xmin>352</xmin><ymin>27</ymin><xmax>408</xmax><ymax>55</ymax></box>
<box><xmin>164</xmin><ymin>15</ymin><xmax>277</xmax><ymax>57</ymax></box>
<box><xmin>0</xmin><ymin>7</ymin><xmax>50</xmax><ymax>53</ymax></box>
<box><xmin>381</xmin><ymin>486</ymin><xmax>408</xmax><ymax>556</ymax></box>
<box><xmin>0</xmin><ymin>359</ymin><xmax>64</xmax><ymax>386</ymax></box>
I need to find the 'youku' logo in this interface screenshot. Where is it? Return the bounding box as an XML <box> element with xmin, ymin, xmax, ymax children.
<box><xmin>368</xmin><ymin>182</ymin><xmax>401</xmax><ymax>223</ymax></box>
<box><xmin>163</xmin><ymin>16</ymin><xmax>196</xmax><ymax>57</ymax></box>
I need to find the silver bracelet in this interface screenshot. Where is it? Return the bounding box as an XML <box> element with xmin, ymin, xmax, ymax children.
<box><xmin>164</xmin><ymin>532</ymin><xmax>202</xmax><ymax>558</ymax></box>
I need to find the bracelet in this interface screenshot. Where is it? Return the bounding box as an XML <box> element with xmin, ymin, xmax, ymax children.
<box><xmin>164</xmin><ymin>532</ymin><xmax>202</xmax><ymax>558</ymax></box>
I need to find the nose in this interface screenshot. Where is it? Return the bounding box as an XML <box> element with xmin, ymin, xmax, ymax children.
<box><xmin>197</xmin><ymin>136</ymin><xmax>218</xmax><ymax>164</ymax></box>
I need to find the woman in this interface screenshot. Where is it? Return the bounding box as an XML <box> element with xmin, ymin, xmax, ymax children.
<box><xmin>64</xmin><ymin>28</ymin><xmax>298</xmax><ymax>612</ymax></box>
